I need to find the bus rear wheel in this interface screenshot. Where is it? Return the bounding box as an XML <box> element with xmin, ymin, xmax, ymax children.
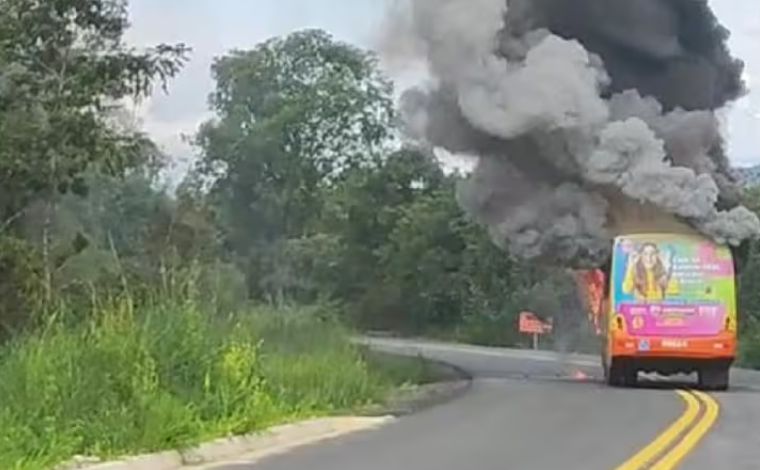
<box><xmin>699</xmin><ymin>365</ymin><xmax>729</xmax><ymax>391</ymax></box>
<box><xmin>607</xmin><ymin>360</ymin><xmax>637</xmax><ymax>388</ymax></box>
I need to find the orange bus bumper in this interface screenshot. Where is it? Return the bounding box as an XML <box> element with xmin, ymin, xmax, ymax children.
<box><xmin>610</xmin><ymin>331</ymin><xmax>736</xmax><ymax>360</ymax></box>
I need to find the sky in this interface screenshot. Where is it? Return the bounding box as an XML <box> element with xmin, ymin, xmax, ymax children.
<box><xmin>125</xmin><ymin>0</ymin><xmax>760</xmax><ymax>174</ymax></box>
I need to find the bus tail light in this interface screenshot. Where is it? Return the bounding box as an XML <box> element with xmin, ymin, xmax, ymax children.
<box><xmin>725</xmin><ymin>316</ymin><xmax>736</xmax><ymax>333</ymax></box>
<box><xmin>615</xmin><ymin>315</ymin><xmax>625</xmax><ymax>332</ymax></box>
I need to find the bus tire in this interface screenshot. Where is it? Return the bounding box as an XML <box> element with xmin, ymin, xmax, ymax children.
<box><xmin>622</xmin><ymin>364</ymin><xmax>638</xmax><ymax>388</ymax></box>
<box><xmin>605</xmin><ymin>360</ymin><xmax>621</xmax><ymax>386</ymax></box>
<box><xmin>601</xmin><ymin>344</ymin><xmax>610</xmax><ymax>382</ymax></box>
<box><xmin>607</xmin><ymin>360</ymin><xmax>637</xmax><ymax>387</ymax></box>
<box><xmin>699</xmin><ymin>366</ymin><xmax>729</xmax><ymax>391</ymax></box>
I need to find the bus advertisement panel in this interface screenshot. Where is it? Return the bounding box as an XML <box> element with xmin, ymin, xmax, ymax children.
<box><xmin>611</xmin><ymin>234</ymin><xmax>736</xmax><ymax>339</ymax></box>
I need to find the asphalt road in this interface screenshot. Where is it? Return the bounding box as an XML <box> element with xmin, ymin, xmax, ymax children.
<box><xmin>211</xmin><ymin>339</ymin><xmax>760</xmax><ymax>470</ymax></box>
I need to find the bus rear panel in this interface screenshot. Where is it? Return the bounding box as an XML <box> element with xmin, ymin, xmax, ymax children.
<box><xmin>604</xmin><ymin>233</ymin><xmax>737</xmax><ymax>390</ymax></box>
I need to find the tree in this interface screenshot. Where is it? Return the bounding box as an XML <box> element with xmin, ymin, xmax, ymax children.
<box><xmin>0</xmin><ymin>0</ymin><xmax>188</xmax><ymax>302</ymax></box>
<box><xmin>739</xmin><ymin>188</ymin><xmax>760</xmax><ymax>316</ymax></box>
<box><xmin>318</xmin><ymin>149</ymin><xmax>449</xmax><ymax>302</ymax></box>
<box><xmin>31</xmin><ymin>171</ymin><xmax>226</xmax><ymax>306</ymax></box>
<box><xmin>372</xmin><ymin>184</ymin><xmax>529</xmax><ymax>334</ymax></box>
<box><xmin>195</xmin><ymin>29</ymin><xmax>394</xmax><ymax>299</ymax></box>
<box><xmin>0</xmin><ymin>0</ymin><xmax>188</xmax><ymax>218</ymax></box>
<box><xmin>738</xmin><ymin>188</ymin><xmax>760</xmax><ymax>367</ymax></box>
<box><xmin>376</xmin><ymin>189</ymin><xmax>470</xmax><ymax>331</ymax></box>
<box><xmin>297</xmin><ymin>148</ymin><xmax>523</xmax><ymax>333</ymax></box>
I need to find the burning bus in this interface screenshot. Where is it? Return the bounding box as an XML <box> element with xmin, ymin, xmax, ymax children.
<box><xmin>577</xmin><ymin>233</ymin><xmax>738</xmax><ymax>390</ymax></box>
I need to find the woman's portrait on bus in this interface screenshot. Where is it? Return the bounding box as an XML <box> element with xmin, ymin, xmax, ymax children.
<box><xmin>622</xmin><ymin>242</ymin><xmax>679</xmax><ymax>302</ymax></box>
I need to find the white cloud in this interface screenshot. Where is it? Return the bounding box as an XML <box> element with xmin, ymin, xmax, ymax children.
<box><xmin>127</xmin><ymin>0</ymin><xmax>760</xmax><ymax>174</ymax></box>
<box><xmin>702</xmin><ymin>0</ymin><xmax>759</xmax><ymax>164</ymax></box>
<box><xmin>126</xmin><ymin>0</ymin><xmax>387</xmax><ymax>182</ymax></box>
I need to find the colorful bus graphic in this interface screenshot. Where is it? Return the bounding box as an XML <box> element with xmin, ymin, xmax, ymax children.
<box><xmin>589</xmin><ymin>233</ymin><xmax>737</xmax><ymax>390</ymax></box>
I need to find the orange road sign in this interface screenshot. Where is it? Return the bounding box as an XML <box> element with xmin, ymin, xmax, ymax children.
<box><xmin>519</xmin><ymin>312</ymin><xmax>553</xmax><ymax>335</ymax></box>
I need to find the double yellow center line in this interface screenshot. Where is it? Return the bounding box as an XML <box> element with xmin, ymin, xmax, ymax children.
<box><xmin>615</xmin><ymin>390</ymin><xmax>720</xmax><ymax>470</ymax></box>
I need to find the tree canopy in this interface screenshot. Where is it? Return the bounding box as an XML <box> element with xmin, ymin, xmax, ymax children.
<box><xmin>1</xmin><ymin>17</ymin><xmax>759</xmax><ymax>365</ymax></box>
<box><xmin>0</xmin><ymin>0</ymin><xmax>188</xmax><ymax>225</ymax></box>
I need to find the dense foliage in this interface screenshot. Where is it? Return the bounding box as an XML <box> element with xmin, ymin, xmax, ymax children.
<box><xmin>2</xmin><ymin>6</ymin><xmax>758</xmax><ymax>358</ymax></box>
<box><xmin>186</xmin><ymin>29</ymin><xmax>587</xmax><ymax>345</ymax></box>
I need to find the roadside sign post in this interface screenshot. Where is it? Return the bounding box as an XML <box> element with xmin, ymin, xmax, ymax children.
<box><xmin>519</xmin><ymin>312</ymin><xmax>553</xmax><ymax>350</ymax></box>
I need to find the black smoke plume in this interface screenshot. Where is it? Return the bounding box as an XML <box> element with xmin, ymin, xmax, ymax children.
<box><xmin>386</xmin><ymin>0</ymin><xmax>760</xmax><ymax>268</ymax></box>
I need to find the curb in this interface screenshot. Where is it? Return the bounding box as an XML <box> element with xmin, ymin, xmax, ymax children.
<box><xmin>56</xmin><ymin>417</ymin><xmax>394</xmax><ymax>470</ymax></box>
<box><xmin>182</xmin><ymin>416</ymin><xmax>394</xmax><ymax>468</ymax></box>
<box><xmin>357</xmin><ymin>340</ymin><xmax>474</xmax><ymax>417</ymax></box>
<box><xmin>56</xmin><ymin>342</ymin><xmax>474</xmax><ymax>470</ymax></box>
<box><xmin>56</xmin><ymin>451</ymin><xmax>181</xmax><ymax>470</ymax></box>
<box><xmin>371</xmin><ymin>379</ymin><xmax>472</xmax><ymax>417</ymax></box>
<box><xmin>364</xmin><ymin>356</ymin><xmax>473</xmax><ymax>417</ymax></box>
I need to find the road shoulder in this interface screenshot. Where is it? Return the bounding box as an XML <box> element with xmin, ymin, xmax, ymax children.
<box><xmin>55</xmin><ymin>351</ymin><xmax>472</xmax><ymax>470</ymax></box>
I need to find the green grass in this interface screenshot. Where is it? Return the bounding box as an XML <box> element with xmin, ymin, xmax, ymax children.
<box><xmin>361</xmin><ymin>351</ymin><xmax>445</xmax><ymax>386</ymax></box>
<box><xmin>0</xmin><ymin>301</ymin><xmax>422</xmax><ymax>470</ymax></box>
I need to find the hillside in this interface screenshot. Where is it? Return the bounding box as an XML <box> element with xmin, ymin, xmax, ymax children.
<box><xmin>735</xmin><ymin>165</ymin><xmax>760</xmax><ymax>187</ymax></box>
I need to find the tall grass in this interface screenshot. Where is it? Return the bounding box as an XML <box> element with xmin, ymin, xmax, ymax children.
<box><xmin>0</xmin><ymin>300</ymin><xmax>408</xmax><ymax>470</ymax></box>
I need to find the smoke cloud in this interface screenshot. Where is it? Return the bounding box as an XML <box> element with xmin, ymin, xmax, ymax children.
<box><xmin>386</xmin><ymin>0</ymin><xmax>760</xmax><ymax>268</ymax></box>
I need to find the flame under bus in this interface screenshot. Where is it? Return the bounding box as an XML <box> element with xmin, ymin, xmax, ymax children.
<box><xmin>585</xmin><ymin>233</ymin><xmax>737</xmax><ymax>390</ymax></box>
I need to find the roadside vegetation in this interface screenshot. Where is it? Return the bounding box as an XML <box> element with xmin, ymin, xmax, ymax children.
<box><xmin>1</xmin><ymin>0</ymin><xmax>760</xmax><ymax>467</ymax></box>
<box><xmin>0</xmin><ymin>291</ymin><xmax>426</xmax><ymax>470</ymax></box>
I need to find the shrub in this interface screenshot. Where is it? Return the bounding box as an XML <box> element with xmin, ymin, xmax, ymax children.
<box><xmin>0</xmin><ymin>236</ymin><xmax>43</xmax><ymax>338</ymax></box>
<box><xmin>0</xmin><ymin>300</ymin><xmax>409</xmax><ymax>470</ymax></box>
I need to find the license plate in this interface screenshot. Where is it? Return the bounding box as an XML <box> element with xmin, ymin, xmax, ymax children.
<box><xmin>662</xmin><ymin>339</ymin><xmax>688</xmax><ymax>349</ymax></box>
